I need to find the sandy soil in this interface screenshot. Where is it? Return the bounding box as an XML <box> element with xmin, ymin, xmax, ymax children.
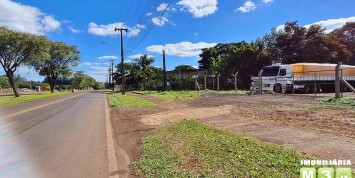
<box><xmin>110</xmin><ymin>92</ymin><xmax>355</xmax><ymax>177</ymax></box>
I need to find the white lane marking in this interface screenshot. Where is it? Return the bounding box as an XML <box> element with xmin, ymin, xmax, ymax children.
<box><xmin>104</xmin><ymin>93</ymin><xmax>119</xmax><ymax>178</ymax></box>
<box><xmin>1</xmin><ymin>92</ymin><xmax>87</xmax><ymax>121</ymax></box>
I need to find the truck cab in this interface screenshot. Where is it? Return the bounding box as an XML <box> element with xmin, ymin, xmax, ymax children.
<box><xmin>251</xmin><ymin>64</ymin><xmax>292</xmax><ymax>93</ymax></box>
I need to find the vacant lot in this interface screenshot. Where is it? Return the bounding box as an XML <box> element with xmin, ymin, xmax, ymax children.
<box><xmin>109</xmin><ymin>91</ymin><xmax>355</xmax><ymax>177</ymax></box>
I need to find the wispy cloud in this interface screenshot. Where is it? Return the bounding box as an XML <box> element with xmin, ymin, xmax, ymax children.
<box><xmin>97</xmin><ymin>56</ymin><xmax>119</xmax><ymax>60</ymax></box>
<box><xmin>152</xmin><ymin>16</ymin><xmax>169</xmax><ymax>26</ymax></box>
<box><xmin>146</xmin><ymin>41</ymin><xmax>217</xmax><ymax>57</ymax></box>
<box><xmin>235</xmin><ymin>1</ymin><xmax>256</xmax><ymax>13</ymax></box>
<box><xmin>68</xmin><ymin>26</ymin><xmax>82</xmax><ymax>33</ymax></box>
<box><xmin>88</xmin><ymin>22</ymin><xmax>145</xmax><ymax>37</ymax></box>
<box><xmin>262</xmin><ymin>0</ymin><xmax>273</xmax><ymax>4</ymax></box>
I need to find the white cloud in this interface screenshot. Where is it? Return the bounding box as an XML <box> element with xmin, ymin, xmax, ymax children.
<box><xmin>235</xmin><ymin>1</ymin><xmax>256</xmax><ymax>13</ymax></box>
<box><xmin>194</xmin><ymin>32</ymin><xmax>199</xmax><ymax>36</ymax></box>
<box><xmin>0</xmin><ymin>0</ymin><xmax>61</xmax><ymax>35</ymax></box>
<box><xmin>79</xmin><ymin>62</ymin><xmax>93</xmax><ymax>66</ymax></box>
<box><xmin>88</xmin><ymin>22</ymin><xmax>145</xmax><ymax>37</ymax></box>
<box><xmin>262</xmin><ymin>0</ymin><xmax>273</xmax><ymax>3</ymax></box>
<box><xmin>276</xmin><ymin>17</ymin><xmax>355</xmax><ymax>34</ymax></box>
<box><xmin>177</xmin><ymin>0</ymin><xmax>217</xmax><ymax>18</ymax></box>
<box><xmin>68</xmin><ymin>27</ymin><xmax>81</xmax><ymax>34</ymax></box>
<box><xmin>146</xmin><ymin>41</ymin><xmax>217</xmax><ymax>57</ymax></box>
<box><xmin>304</xmin><ymin>16</ymin><xmax>355</xmax><ymax>33</ymax></box>
<box><xmin>129</xmin><ymin>54</ymin><xmax>155</xmax><ymax>59</ymax></box>
<box><xmin>97</xmin><ymin>56</ymin><xmax>119</xmax><ymax>60</ymax></box>
<box><xmin>157</xmin><ymin>3</ymin><xmax>169</xmax><ymax>12</ymax></box>
<box><xmin>152</xmin><ymin>17</ymin><xmax>169</xmax><ymax>26</ymax></box>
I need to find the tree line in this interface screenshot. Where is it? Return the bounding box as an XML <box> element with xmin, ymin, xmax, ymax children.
<box><xmin>0</xmin><ymin>27</ymin><xmax>101</xmax><ymax>97</ymax></box>
<box><xmin>198</xmin><ymin>21</ymin><xmax>355</xmax><ymax>89</ymax></box>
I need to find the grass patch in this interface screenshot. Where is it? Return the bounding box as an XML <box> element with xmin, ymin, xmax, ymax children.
<box><xmin>133</xmin><ymin>120</ymin><xmax>316</xmax><ymax>177</ymax></box>
<box><xmin>206</xmin><ymin>90</ymin><xmax>250</xmax><ymax>95</ymax></box>
<box><xmin>106</xmin><ymin>93</ymin><xmax>155</xmax><ymax>108</ymax></box>
<box><xmin>138</xmin><ymin>90</ymin><xmax>200</xmax><ymax>101</ymax></box>
<box><xmin>318</xmin><ymin>97</ymin><xmax>355</xmax><ymax>107</ymax></box>
<box><xmin>0</xmin><ymin>92</ymin><xmax>72</xmax><ymax>106</ymax></box>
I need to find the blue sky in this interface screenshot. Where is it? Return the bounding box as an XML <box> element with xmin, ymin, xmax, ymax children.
<box><xmin>0</xmin><ymin>0</ymin><xmax>354</xmax><ymax>82</ymax></box>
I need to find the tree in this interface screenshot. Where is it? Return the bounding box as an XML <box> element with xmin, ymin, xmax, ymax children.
<box><xmin>133</xmin><ymin>54</ymin><xmax>155</xmax><ymax>89</ymax></box>
<box><xmin>174</xmin><ymin>65</ymin><xmax>195</xmax><ymax>70</ymax></box>
<box><xmin>274</xmin><ymin>21</ymin><xmax>306</xmax><ymax>63</ymax></box>
<box><xmin>0</xmin><ymin>75</ymin><xmax>10</xmax><ymax>89</ymax></box>
<box><xmin>0</xmin><ymin>27</ymin><xmax>49</xmax><ymax>97</ymax></box>
<box><xmin>330</xmin><ymin>22</ymin><xmax>355</xmax><ymax>64</ymax></box>
<box><xmin>32</xmin><ymin>41</ymin><xmax>80</xmax><ymax>93</ymax></box>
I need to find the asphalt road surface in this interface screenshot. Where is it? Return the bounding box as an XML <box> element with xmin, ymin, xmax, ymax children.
<box><xmin>0</xmin><ymin>91</ymin><xmax>117</xmax><ymax>178</ymax></box>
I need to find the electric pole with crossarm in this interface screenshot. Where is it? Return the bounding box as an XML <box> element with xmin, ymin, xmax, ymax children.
<box><xmin>115</xmin><ymin>27</ymin><xmax>128</xmax><ymax>95</ymax></box>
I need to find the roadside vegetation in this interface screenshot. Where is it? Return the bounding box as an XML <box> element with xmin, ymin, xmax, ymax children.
<box><xmin>137</xmin><ymin>90</ymin><xmax>200</xmax><ymax>101</ymax></box>
<box><xmin>132</xmin><ymin>120</ymin><xmax>313</xmax><ymax>177</ymax></box>
<box><xmin>319</xmin><ymin>97</ymin><xmax>355</xmax><ymax>107</ymax></box>
<box><xmin>0</xmin><ymin>92</ymin><xmax>71</xmax><ymax>106</ymax></box>
<box><xmin>106</xmin><ymin>92</ymin><xmax>155</xmax><ymax>108</ymax></box>
<box><xmin>206</xmin><ymin>90</ymin><xmax>250</xmax><ymax>95</ymax></box>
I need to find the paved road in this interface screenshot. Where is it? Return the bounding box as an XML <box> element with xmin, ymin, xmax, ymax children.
<box><xmin>0</xmin><ymin>91</ymin><xmax>116</xmax><ymax>178</ymax></box>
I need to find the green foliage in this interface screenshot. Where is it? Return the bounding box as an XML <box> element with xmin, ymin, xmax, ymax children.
<box><xmin>136</xmin><ymin>120</ymin><xmax>312</xmax><ymax>177</ymax></box>
<box><xmin>0</xmin><ymin>27</ymin><xmax>50</xmax><ymax>97</ymax></box>
<box><xmin>0</xmin><ymin>75</ymin><xmax>10</xmax><ymax>89</ymax></box>
<box><xmin>198</xmin><ymin>41</ymin><xmax>272</xmax><ymax>89</ymax></box>
<box><xmin>106</xmin><ymin>93</ymin><xmax>155</xmax><ymax>108</ymax></box>
<box><xmin>31</xmin><ymin>41</ymin><xmax>80</xmax><ymax>93</ymax></box>
<box><xmin>71</xmin><ymin>71</ymin><xmax>99</xmax><ymax>90</ymax></box>
<box><xmin>174</xmin><ymin>65</ymin><xmax>195</xmax><ymax>70</ymax></box>
<box><xmin>319</xmin><ymin>97</ymin><xmax>355</xmax><ymax>107</ymax></box>
<box><xmin>0</xmin><ymin>92</ymin><xmax>71</xmax><ymax>106</ymax></box>
<box><xmin>40</xmin><ymin>83</ymin><xmax>50</xmax><ymax>91</ymax></box>
<box><xmin>140</xmin><ymin>90</ymin><xmax>200</xmax><ymax>101</ymax></box>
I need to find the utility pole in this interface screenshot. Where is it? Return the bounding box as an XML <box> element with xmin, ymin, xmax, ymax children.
<box><xmin>162</xmin><ymin>50</ymin><xmax>167</xmax><ymax>91</ymax></box>
<box><xmin>115</xmin><ymin>27</ymin><xmax>128</xmax><ymax>95</ymax></box>
<box><xmin>108</xmin><ymin>68</ymin><xmax>111</xmax><ymax>89</ymax></box>
<box><xmin>109</xmin><ymin>59</ymin><xmax>114</xmax><ymax>91</ymax></box>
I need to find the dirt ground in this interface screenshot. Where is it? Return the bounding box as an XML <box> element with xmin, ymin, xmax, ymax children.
<box><xmin>110</xmin><ymin>92</ymin><xmax>355</xmax><ymax>177</ymax></box>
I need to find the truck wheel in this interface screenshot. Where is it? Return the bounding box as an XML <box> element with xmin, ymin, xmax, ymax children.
<box><xmin>273</xmin><ymin>84</ymin><xmax>282</xmax><ymax>93</ymax></box>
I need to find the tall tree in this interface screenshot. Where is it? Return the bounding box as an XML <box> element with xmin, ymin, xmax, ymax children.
<box><xmin>32</xmin><ymin>42</ymin><xmax>80</xmax><ymax>93</ymax></box>
<box><xmin>330</xmin><ymin>22</ymin><xmax>355</xmax><ymax>64</ymax></box>
<box><xmin>274</xmin><ymin>21</ymin><xmax>306</xmax><ymax>63</ymax></box>
<box><xmin>0</xmin><ymin>27</ymin><xmax>49</xmax><ymax>97</ymax></box>
<box><xmin>133</xmin><ymin>54</ymin><xmax>155</xmax><ymax>89</ymax></box>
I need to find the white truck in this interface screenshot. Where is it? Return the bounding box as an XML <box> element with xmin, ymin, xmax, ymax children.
<box><xmin>251</xmin><ymin>63</ymin><xmax>355</xmax><ymax>93</ymax></box>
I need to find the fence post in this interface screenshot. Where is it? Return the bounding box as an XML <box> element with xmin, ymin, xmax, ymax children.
<box><xmin>258</xmin><ymin>69</ymin><xmax>263</xmax><ymax>94</ymax></box>
<box><xmin>204</xmin><ymin>75</ymin><xmax>207</xmax><ymax>90</ymax></box>
<box><xmin>313</xmin><ymin>72</ymin><xmax>317</xmax><ymax>96</ymax></box>
<box><xmin>235</xmin><ymin>72</ymin><xmax>239</xmax><ymax>92</ymax></box>
<box><xmin>341</xmin><ymin>69</ymin><xmax>343</xmax><ymax>98</ymax></box>
<box><xmin>292</xmin><ymin>72</ymin><xmax>295</xmax><ymax>95</ymax></box>
<box><xmin>217</xmin><ymin>74</ymin><xmax>220</xmax><ymax>92</ymax></box>
<box><xmin>335</xmin><ymin>62</ymin><xmax>342</xmax><ymax>99</ymax></box>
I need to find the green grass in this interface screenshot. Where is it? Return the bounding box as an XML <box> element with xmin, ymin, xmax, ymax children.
<box><xmin>138</xmin><ymin>90</ymin><xmax>200</xmax><ymax>101</ymax></box>
<box><xmin>133</xmin><ymin>120</ymin><xmax>316</xmax><ymax>178</ymax></box>
<box><xmin>106</xmin><ymin>93</ymin><xmax>155</xmax><ymax>108</ymax></box>
<box><xmin>318</xmin><ymin>97</ymin><xmax>355</xmax><ymax>107</ymax></box>
<box><xmin>0</xmin><ymin>92</ymin><xmax>72</xmax><ymax>106</ymax></box>
<box><xmin>206</xmin><ymin>90</ymin><xmax>250</xmax><ymax>95</ymax></box>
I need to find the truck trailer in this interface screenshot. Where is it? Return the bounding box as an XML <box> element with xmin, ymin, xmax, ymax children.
<box><xmin>251</xmin><ymin>63</ymin><xmax>355</xmax><ymax>93</ymax></box>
